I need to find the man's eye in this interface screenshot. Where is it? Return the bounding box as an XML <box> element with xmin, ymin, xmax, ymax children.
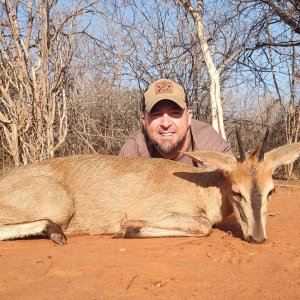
<box><xmin>170</xmin><ymin>111</ymin><xmax>182</xmax><ymax>117</ymax></box>
<box><xmin>149</xmin><ymin>112</ymin><xmax>162</xmax><ymax>118</ymax></box>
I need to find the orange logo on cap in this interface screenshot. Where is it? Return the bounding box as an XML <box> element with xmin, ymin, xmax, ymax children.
<box><xmin>155</xmin><ymin>80</ymin><xmax>173</xmax><ymax>95</ymax></box>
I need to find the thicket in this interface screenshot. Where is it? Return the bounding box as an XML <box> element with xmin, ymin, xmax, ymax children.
<box><xmin>0</xmin><ymin>0</ymin><xmax>299</xmax><ymax>178</ymax></box>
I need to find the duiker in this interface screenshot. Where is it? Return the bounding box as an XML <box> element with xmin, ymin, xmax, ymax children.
<box><xmin>0</xmin><ymin>132</ymin><xmax>299</xmax><ymax>245</ymax></box>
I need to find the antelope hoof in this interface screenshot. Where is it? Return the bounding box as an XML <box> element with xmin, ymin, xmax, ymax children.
<box><xmin>50</xmin><ymin>232</ymin><xmax>67</xmax><ymax>245</ymax></box>
<box><xmin>113</xmin><ymin>227</ymin><xmax>141</xmax><ymax>239</ymax></box>
<box><xmin>113</xmin><ymin>230</ymin><xmax>126</xmax><ymax>239</ymax></box>
<box><xmin>44</xmin><ymin>220</ymin><xmax>67</xmax><ymax>245</ymax></box>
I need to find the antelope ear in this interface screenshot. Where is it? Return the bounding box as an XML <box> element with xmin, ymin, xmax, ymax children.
<box><xmin>264</xmin><ymin>142</ymin><xmax>300</xmax><ymax>172</ymax></box>
<box><xmin>183</xmin><ymin>151</ymin><xmax>237</xmax><ymax>172</ymax></box>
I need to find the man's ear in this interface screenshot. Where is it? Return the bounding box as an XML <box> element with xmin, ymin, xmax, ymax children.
<box><xmin>187</xmin><ymin>109</ymin><xmax>193</xmax><ymax>126</ymax></box>
<box><xmin>263</xmin><ymin>142</ymin><xmax>300</xmax><ymax>173</ymax></box>
<box><xmin>141</xmin><ymin>113</ymin><xmax>146</xmax><ymax>127</ymax></box>
<box><xmin>183</xmin><ymin>151</ymin><xmax>237</xmax><ymax>172</ymax></box>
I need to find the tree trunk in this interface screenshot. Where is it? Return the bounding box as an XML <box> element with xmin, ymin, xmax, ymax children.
<box><xmin>178</xmin><ymin>0</ymin><xmax>227</xmax><ymax>139</ymax></box>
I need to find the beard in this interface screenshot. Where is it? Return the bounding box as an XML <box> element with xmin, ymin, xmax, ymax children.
<box><xmin>155</xmin><ymin>136</ymin><xmax>185</xmax><ymax>154</ymax></box>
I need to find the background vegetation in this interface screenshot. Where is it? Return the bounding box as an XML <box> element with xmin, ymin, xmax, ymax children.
<box><xmin>0</xmin><ymin>0</ymin><xmax>299</xmax><ymax>178</ymax></box>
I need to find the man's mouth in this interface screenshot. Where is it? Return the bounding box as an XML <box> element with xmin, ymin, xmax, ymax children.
<box><xmin>160</xmin><ymin>132</ymin><xmax>174</xmax><ymax>137</ymax></box>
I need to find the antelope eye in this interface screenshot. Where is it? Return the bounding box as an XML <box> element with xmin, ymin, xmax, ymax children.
<box><xmin>232</xmin><ymin>190</ymin><xmax>242</xmax><ymax>197</ymax></box>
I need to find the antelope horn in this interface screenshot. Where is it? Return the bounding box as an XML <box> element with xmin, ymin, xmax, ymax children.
<box><xmin>258</xmin><ymin>129</ymin><xmax>270</xmax><ymax>162</ymax></box>
<box><xmin>236</xmin><ymin>129</ymin><xmax>246</xmax><ymax>162</ymax></box>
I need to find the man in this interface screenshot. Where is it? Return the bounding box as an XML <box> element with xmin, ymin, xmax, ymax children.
<box><xmin>119</xmin><ymin>78</ymin><xmax>232</xmax><ymax>166</ymax></box>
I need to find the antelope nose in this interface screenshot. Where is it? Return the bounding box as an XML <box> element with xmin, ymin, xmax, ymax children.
<box><xmin>249</xmin><ymin>236</ymin><xmax>266</xmax><ymax>244</ymax></box>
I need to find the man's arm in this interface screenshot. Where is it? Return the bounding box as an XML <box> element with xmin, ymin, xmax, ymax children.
<box><xmin>119</xmin><ymin>129</ymin><xmax>151</xmax><ymax>157</ymax></box>
<box><xmin>191</xmin><ymin>120</ymin><xmax>234</xmax><ymax>156</ymax></box>
<box><xmin>119</xmin><ymin>138</ymin><xmax>140</xmax><ymax>157</ymax></box>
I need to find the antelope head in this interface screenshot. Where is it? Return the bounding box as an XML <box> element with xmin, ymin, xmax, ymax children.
<box><xmin>184</xmin><ymin>131</ymin><xmax>300</xmax><ymax>243</ymax></box>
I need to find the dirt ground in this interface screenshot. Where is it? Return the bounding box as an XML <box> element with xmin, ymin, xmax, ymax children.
<box><xmin>0</xmin><ymin>180</ymin><xmax>299</xmax><ymax>300</ymax></box>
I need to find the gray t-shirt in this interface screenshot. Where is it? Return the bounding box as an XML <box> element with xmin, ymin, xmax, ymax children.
<box><xmin>119</xmin><ymin>119</ymin><xmax>233</xmax><ymax>166</ymax></box>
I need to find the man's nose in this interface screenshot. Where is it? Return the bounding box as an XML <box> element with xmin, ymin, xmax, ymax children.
<box><xmin>160</xmin><ymin>113</ymin><xmax>172</xmax><ymax>128</ymax></box>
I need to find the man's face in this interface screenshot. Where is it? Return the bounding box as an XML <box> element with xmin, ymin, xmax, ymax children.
<box><xmin>141</xmin><ymin>100</ymin><xmax>193</xmax><ymax>155</ymax></box>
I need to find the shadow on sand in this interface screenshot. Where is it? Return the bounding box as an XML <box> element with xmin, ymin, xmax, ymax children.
<box><xmin>215</xmin><ymin>214</ymin><xmax>244</xmax><ymax>240</ymax></box>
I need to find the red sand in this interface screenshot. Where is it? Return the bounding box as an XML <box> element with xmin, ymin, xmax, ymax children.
<box><xmin>0</xmin><ymin>180</ymin><xmax>299</xmax><ymax>299</ymax></box>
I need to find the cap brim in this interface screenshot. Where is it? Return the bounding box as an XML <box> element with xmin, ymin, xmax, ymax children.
<box><xmin>146</xmin><ymin>95</ymin><xmax>186</xmax><ymax>113</ymax></box>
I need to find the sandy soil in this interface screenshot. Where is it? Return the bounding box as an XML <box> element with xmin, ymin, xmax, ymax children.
<box><xmin>0</xmin><ymin>180</ymin><xmax>299</xmax><ymax>300</ymax></box>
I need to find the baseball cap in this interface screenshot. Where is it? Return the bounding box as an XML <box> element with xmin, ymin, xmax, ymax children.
<box><xmin>144</xmin><ymin>79</ymin><xmax>187</xmax><ymax>113</ymax></box>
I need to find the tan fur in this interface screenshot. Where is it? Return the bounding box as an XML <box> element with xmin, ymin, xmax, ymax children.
<box><xmin>0</xmin><ymin>142</ymin><xmax>299</xmax><ymax>245</ymax></box>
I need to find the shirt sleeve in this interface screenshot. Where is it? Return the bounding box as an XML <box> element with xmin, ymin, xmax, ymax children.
<box><xmin>212</xmin><ymin>131</ymin><xmax>233</xmax><ymax>155</ymax></box>
<box><xmin>119</xmin><ymin>138</ymin><xmax>140</xmax><ymax>157</ymax></box>
<box><xmin>206</xmin><ymin>127</ymin><xmax>234</xmax><ymax>156</ymax></box>
<box><xmin>191</xmin><ymin>120</ymin><xmax>234</xmax><ymax>156</ymax></box>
